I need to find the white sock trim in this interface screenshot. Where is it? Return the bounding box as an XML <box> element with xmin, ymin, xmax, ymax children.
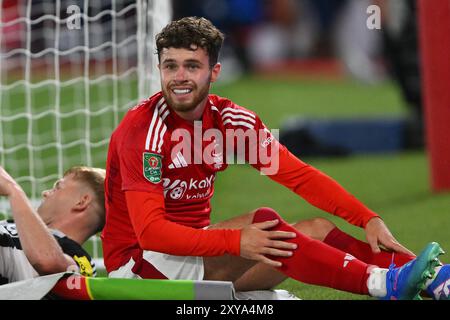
<box><xmin>367</xmin><ymin>267</ymin><xmax>388</xmax><ymax>298</ymax></box>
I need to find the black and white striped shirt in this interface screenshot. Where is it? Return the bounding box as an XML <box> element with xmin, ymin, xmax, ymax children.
<box><xmin>0</xmin><ymin>219</ymin><xmax>96</xmax><ymax>284</ymax></box>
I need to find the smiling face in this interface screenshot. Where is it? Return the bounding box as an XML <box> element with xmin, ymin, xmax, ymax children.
<box><xmin>159</xmin><ymin>46</ymin><xmax>221</xmax><ymax>120</ymax></box>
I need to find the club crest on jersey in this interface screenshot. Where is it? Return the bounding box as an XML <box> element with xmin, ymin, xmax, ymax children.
<box><xmin>143</xmin><ymin>152</ymin><xmax>162</xmax><ymax>184</ymax></box>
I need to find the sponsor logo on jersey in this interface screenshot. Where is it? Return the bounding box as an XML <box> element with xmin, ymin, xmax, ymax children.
<box><xmin>163</xmin><ymin>179</ymin><xmax>188</xmax><ymax>200</ymax></box>
<box><xmin>74</xmin><ymin>255</ymin><xmax>94</xmax><ymax>277</ymax></box>
<box><xmin>2</xmin><ymin>223</ymin><xmax>18</xmax><ymax>237</ymax></box>
<box><xmin>163</xmin><ymin>175</ymin><xmax>215</xmax><ymax>200</ymax></box>
<box><xmin>168</xmin><ymin>151</ymin><xmax>188</xmax><ymax>169</ymax></box>
<box><xmin>143</xmin><ymin>152</ymin><xmax>162</xmax><ymax>183</ymax></box>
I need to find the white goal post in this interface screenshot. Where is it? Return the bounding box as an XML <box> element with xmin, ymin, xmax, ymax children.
<box><xmin>0</xmin><ymin>0</ymin><xmax>172</xmax><ymax>268</ymax></box>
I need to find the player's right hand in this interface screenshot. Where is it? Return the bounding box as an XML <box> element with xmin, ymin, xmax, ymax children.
<box><xmin>240</xmin><ymin>219</ymin><xmax>297</xmax><ymax>268</ymax></box>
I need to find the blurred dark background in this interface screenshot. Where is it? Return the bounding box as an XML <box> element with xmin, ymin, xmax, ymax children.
<box><xmin>172</xmin><ymin>0</ymin><xmax>423</xmax><ymax>151</ymax></box>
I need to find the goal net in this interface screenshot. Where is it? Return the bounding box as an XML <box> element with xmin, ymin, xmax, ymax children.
<box><xmin>0</xmin><ymin>0</ymin><xmax>171</xmax><ymax>269</ymax></box>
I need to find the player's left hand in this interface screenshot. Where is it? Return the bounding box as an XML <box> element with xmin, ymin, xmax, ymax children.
<box><xmin>365</xmin><ymin>217</ymin><xmax>415</xmax><ymax>256</ymax></box>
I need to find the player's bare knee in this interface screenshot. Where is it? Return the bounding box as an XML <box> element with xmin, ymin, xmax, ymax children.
<box><xmin>204</xmin><ymin>256</ymin><xmax>255</xmax><ymax>282</ymax></box>
<box><xmin>293</xmin><ymin>217</ymin><xmax>335</xmax><ymax>241</ymax></box>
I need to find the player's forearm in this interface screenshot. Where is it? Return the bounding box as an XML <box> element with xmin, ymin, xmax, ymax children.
<box><xmin>126</xmin><ymin>190</ymin><xmax>241</xmax><ymax>256</ymax></box>
<box><xmin>290</xmin><ymin>170</ymin><xmax>380</xmax><ymax>227</ymax></box>
<box><xmin>8</xmin><ymin>186</ymin><xmax>74</xmax><ymax>274</ymax></box>
<box><xmin>138</xmin><ymin>219</ymin><xmax>241</xmax><ymax>256</ymax></box>
<box><xmin>268</xmin><ymin>146</ymin><xmax>379</xmax><ymax>227</ymax></box>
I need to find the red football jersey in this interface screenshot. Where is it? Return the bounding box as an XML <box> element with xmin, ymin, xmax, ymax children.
<box><xmin>102</xmin><ymin>92</ymin><xmax>379</xmax><ymax>273</ymax></box>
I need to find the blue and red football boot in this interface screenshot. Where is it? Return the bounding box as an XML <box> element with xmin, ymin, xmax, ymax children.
<box><xmin>382</xmin><ymin>242</ymin><xmax>444</xmax><ymax>300</ymax></box>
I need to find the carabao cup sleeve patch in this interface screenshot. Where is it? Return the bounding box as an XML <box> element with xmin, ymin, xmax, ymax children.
<box><xmin>143</xmin><ymin>152</ymin><xmax>163</xmax><ymax>184</ymax></box>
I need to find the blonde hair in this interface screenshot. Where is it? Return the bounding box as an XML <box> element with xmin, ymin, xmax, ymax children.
<box><xmin>64</xmin><ymin>166</ymin><xmax>106</xmax><ymax>234</ymax></box>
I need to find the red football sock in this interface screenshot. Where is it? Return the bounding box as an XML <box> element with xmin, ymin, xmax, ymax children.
<box><xmin>253</xmin><ymin>208</ymin><xmax>371</xmax><ymax>295</ymax></box>
<box><xmin>323</xmin><ymin>227</ymin><xmax>415</xmax><ymax>268</ymax></box>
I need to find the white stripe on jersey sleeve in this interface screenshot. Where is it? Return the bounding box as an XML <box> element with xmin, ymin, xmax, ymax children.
<box><xmin>222</xmin><ymin>112</ymin><xmax>256</xmax><ymax>123</ymax></box>
<box><xmin>220</xmin><ymin>107</ymin><xmax>256</xmax><ymax>118</ymax></box>
<box><xmin>145</xmin><ymin>97</ymin><xmax>168</xmax><ymax>152</ymax></box>
<box><xmin>158</xmin><ymin>103</ymin><xmax>168</xmax><ymax>115</ymax></box>
<box><xmin>161</xmin><ymin>109</ymin><xmax>170</xmax><ymax>120</ymax></box>
<box><xmin>152</xmin><ymin>118</ymin><xmax>163</xmax><ymax>151</ymax></box>
<box><xmin>157</xmin><ymin>124</ymin><xmax>167</xmax><ymax>153</ymax></box>
<box><xmin>155</xmin><ymin>97</ymin><xmax>165</xmax><ymax>109</ymax></box>
<box><xmin>145</xmin><ymin>107</ymin><xmax>160</xmax><ymax>151</ymax></box>
<box><xmin>223</xmin><ymin>119</ymin><xmax>255</xmax><ymax>129</ymax></box>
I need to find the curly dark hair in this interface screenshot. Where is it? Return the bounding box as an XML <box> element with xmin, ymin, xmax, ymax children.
<box><xmin>156</xmin><ymin>16</ymin><xmax>224</xmax><ymax>67</ymax></box>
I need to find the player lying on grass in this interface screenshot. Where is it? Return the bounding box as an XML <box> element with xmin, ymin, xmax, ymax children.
<box><xmin>0</xmin><ymin>165</ymin><xmax>105</xmax><ymax>284</ymax></box>
<box><xmin>101</xmin><ymin>17</ymin><xmax>448</xmax><ymax>300</ymax></box>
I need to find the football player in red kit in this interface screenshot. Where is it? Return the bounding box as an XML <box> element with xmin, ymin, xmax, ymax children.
<box><xmin>101</xmin><ymin>17</ymin><xmax>448</xmax><ymax>300</ymax></box>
